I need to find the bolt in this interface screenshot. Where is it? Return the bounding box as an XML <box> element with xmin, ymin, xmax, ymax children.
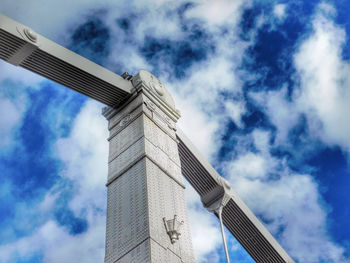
<box><xmin>24</xmin><ymin>28</ymin><xmax>37</xmax><ymax>42</ymax></box>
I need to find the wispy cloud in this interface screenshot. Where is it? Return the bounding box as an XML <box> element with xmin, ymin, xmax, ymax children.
<box><xmin>294</xmin><ymin>2</ymin><xmax>350</xmax><ymax>151</ymax></box>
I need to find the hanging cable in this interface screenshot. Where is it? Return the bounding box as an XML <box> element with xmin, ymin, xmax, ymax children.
<box><xmin>218</xmin><ymin>206</ymin><xmax>230</xmax><ymax>263</ymax></box>
<box><xmin>201</xmin><ymin>177</ymin><xmax>232</xmax><ymax>262</ymax></box>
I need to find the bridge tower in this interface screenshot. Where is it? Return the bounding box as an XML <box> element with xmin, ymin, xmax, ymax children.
<box><xmin>102</xmin><ymin>70</ymin><xmax>195</xmax><ymax>263</ymax></box>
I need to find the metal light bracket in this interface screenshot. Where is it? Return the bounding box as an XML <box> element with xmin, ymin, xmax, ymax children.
<box><xmin>163</xmin><ymin>215</ymin><xmax>184</xmax><ymax>244</ymax></box>
<box><xmin>201</xmin><ymin>176</ymin><xmax>232</xmax><ymax>263</ymax></box>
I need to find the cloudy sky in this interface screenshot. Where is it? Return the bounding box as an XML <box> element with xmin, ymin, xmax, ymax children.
<box><xmin>1</xmin><ymin>0</ymin><xmax>350</xmax><ymax>262</ymax></box>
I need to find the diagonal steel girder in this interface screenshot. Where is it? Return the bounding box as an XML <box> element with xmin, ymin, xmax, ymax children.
<box><xmin>0</xmin><ymin>13</ymin><xmax>295</xmax><ymax>263</ymax></box>
<box><xmin>176</xmin><ymin>129</ymin><xmax>295</xmax><ymax>263</ymax></box>
<box><xmin>0</xmin><ymin>14</ymin><xmax>133</xmax><ymax>107</ymax></box>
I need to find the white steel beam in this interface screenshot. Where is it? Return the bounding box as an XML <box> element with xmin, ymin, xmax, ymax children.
<box><xmin>176</xmin><ymin>128</ymin><xmax>295</xmax><ymax>263</ymax></box>
<box><xmin>0</xmin><ymin>13</ymin><xmax>133</xmax><ymax>107</ymax></box>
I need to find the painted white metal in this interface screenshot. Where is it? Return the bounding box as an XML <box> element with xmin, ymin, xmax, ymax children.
<box><xmin>218</xmin><ymin>207</ymin><xmax>231</xmax><ymax>263</ymax></box>
<box><xmin>176</xmin><ymin>129</ymin><xmax>295</xmax><ymax>263</ymax></box>
<box><xmin>200</xmin><ymin>175</ymin><xmax>232</xmax><ymax>263</ymax></box>
<box><xmin>0</xmin><ymin>13</ymin><xmax>133</xmax><ymax>107</ymax></box>
<box><xmin>163</xmin><ymin>215</ymin><xmax>184</xmax><ymax>244</ymax></box>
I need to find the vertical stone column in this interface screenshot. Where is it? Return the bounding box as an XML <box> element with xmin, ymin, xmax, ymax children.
<box><xmin>103</xmin><ymin>70</ymin><xmax>195</xmax><ymax>263</ymax></box>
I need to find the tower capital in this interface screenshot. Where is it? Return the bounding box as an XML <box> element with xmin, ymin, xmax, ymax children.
<box><xmin>132</xmin><ymin>70</ymin><xmax>181</xmax><ymax>120</ymax></box>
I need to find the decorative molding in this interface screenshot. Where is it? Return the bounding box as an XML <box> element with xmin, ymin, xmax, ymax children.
<box><xmin>102</xmin><ymin>106</ymin><xmax>117</xmax><ymax>120</ymax></box>
<box><xmin>119</xmin><ymin>114</ymin><xmax>131</xmax><ymax>127</ymax></box>
<box><xmin>131</xmin><ymin>70</ymin><xmax>181</xmax><ymax>121</ymax></box>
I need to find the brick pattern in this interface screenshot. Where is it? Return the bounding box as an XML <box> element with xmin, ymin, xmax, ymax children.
<box><xmin>105</xmin><ymin>92</ymin><xmax>195</xmax><ymax>263</ymax></box>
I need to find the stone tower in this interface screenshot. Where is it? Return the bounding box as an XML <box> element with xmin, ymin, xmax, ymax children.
<box><xmin>103</xmin><ymin>70</ymin><xmax>195</xmax><ymax>263</ymax></box>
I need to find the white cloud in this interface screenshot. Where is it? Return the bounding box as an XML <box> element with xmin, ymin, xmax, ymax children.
<box><xmin>0</xmin><ymin>96</ymin><xmax>23</xmax><ymax>149</ymax></box>
<box><xmin>0</xmin><ymin>62</ymin><xmax>44</xmax><ymax>86</ymax></box>
<box><xmin>224</xmin><ymin>100</ymin><xmax>246</xmax><ymax>128</ymax></box>
<box><xmin>168</xmin><ymin>38</ymin><xmax>245</xmax><ymax>103</ymax></box>
<box><xmin>55</xmin><ymin>100</ymin><xmax>108</xmax><ymax>216</ymax></box>
<box><xmin>228</xmin><ymin>170</ymin><xmax>347</xmax><ymax>263</ymax></box>
<box><xmin>185</xmin><ymin>0</ymin><xmax>249</xmax><ymax>27</ymax></box>
<box><xmin>249</xmin><ymin>86</ymin><xmax>301</xmax><ymax>144</ymax></box>
<box><xmin>229</xmin><ymin>152</ymin><xmax>267</xmax><ymax>179</ymax></box>
<box><xmin>252</xmin><ymin>128</ymin><xmax>270</xmax><ymax>153</ymax></box>
<box><xmin>0</xmin><ymin>0</ymin><xmax>187</xmax><ymax>46</ymax></box>
<box><xmin>273</xmin><ymin>4</ymin><xmax>287</xmax><ymax>20</ymax></box>
<box><xmin>294</xmin><ymin>3</ymin><xmax>350</xmax><ymax>151</ymax></box>
<box><xmin>0</xmin><ymin>219</ymin><xmax>105</xmax><ymax>263</ymax></box>
<box><xmin>0</xmin><ymin>101</ymin><xmax>108</xmax><ymax>263</ymax></box>
<box><xmin>39</xmin><ymin>191</ymin><xmax>60</xmax><ymax>213</ymax></box>
<box><xmin>0</xmin><ymin>79</ymin><xmax>30</xmax><ymax>152</ymax></box>
<box><xmin>169</xmin><ymin>30</ymin><xmax>248</xmax><ymax>160</ymax></box>
<box><xmin>1</xmin><ymin>0</ymin><xmax>121</xmax><ymax>41</ymax></box>
<box><xmin>185</xmin><ymin>182</ymin><xmax>222</xmax><ymax>262</ymax></box>
<box><xmin>176</xmin><ymin>94</ymin><xmax>219</xmax><ymax>159</ymax></box>
<box><xmin>0</xmin><ymin>57</ymin><xmax>47</xmax><ymax>153</ymax></box>
<box><xmin>224</xmin><ymin>125</ymin><xmax>348</xmax><ymax>262</ymax></box>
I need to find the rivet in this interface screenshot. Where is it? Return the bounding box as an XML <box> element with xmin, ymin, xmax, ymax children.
<box><xmin>23</xmin><ymin>28</ymin><xmax>37</xmax><ymax>42</ymax></box>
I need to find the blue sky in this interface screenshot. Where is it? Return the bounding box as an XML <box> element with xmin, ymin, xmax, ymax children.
<box><xmin>0</xmin><ymin>0</ymin><xmax>350</xmax><ymax>262</ymax></box>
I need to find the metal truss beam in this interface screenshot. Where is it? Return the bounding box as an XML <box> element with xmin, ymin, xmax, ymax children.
<box><xmin>176</xmin><ymin>128</ymin><xmax>295</xmax><ymax>263</ymax></box>
<box><xmin>0</xmin><ymin>14</ymin><xmax>133</xmax><ymax>107</ymax></box>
